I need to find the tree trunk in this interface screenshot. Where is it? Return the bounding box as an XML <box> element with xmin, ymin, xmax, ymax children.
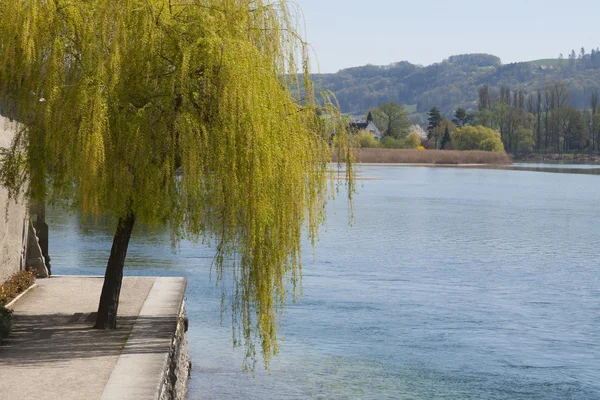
<box><xmin>94</xmin><ymin>210</ymin><xmax>136</xmax><ymax>330</ymax></box>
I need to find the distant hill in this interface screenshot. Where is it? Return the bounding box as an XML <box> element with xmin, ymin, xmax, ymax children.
<box><xmin>525</xmin><ymin>58</ymin><xmax>568</xmax><ymax>67</ymax></box>
<box><xmin>311</xmin><ymin>53</ymin><xmax>600</xmax><ymax>124</ymax></box>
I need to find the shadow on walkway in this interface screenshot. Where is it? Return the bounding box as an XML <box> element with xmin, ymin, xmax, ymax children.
<box><xmin>0</xmin><ymin>313</ymin><xmax>178</xmax><ymax>365</ymax></box>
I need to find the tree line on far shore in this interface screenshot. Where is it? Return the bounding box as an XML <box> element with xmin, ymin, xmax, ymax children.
<box><xmin>354</xmin><ymin>102</ymin><xmax>504</xmax><ymax>153</ymax></box>
<box><xmin>471</xmin><ymin>83</ymin><xmax>599</xmax><ymax>153</ymax></box>
<box><xmin>356</xmin><ymin>80</ymin><xmax>600</xmax><ymax>155</ymax></box>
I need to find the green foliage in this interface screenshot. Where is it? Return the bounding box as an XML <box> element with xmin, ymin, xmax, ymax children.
<box><xmin>447</xmin><ymin>54</ymin><xmax>501</xmax><ymax>67</ymax></box>
<box><xmin>452</xmin><ymin>126</ymin><xmax>505</xmax><ymax>152</ymax></box>
<box><xmin>473</xmin><ymin>109</ymin><xmax>494</xmax><ymax>127</ymax></box>
<box><xmin>0</xmin><ymin>306</ymin><xmax>12</xmax><ymax>342</ymax></box>
<box><xmin>0</xmin><ymin>0</ymin><xmax>354</xmax><ymax>369</ymax></box>
<box><xmin>405</xmin><ymin>132</ymin><xmax>421</xmax><ymax>149</ymax></box>
<box><xmin>380</xmin><ymin>136</ymin><xmax>406</xmax><ymax>149</ymax></box>
<box><xmin>430</xmin><ymin>119</ymin><xmax>456</xmax><ymax>149</ymax></box>
<box><xmin>439</xmin><ymin>127</ymin><xmax>451</xmax><ymax>150</ymax></box>
<box><xmin>427</xmin><ymin>107</ymin><xmax>442</xmax><ymax>137</ymax></box>
<box><xmin>404</xmin><ymin>104</ymin><xmax>418</xmax><ymax>114</ymax></box>
<box><xmin>311</xmin><ymin>51</ymin><xmax>600</xmax><ymax>118</ymax></box>
<box><xmin>357</xmin><ymin>131</ymin><xmax>381</xmax><ymax>148</ymax></box>
<box><xmin>454</xmin><ymin>108</ymin><xmax>474</xmax><ymax>126</ymax></box>
<box><xmin>370</xmin><ymin>102</ymin><xmax>410</xmax><ymax>139</ymax></box>
<box><xmin>470</xmin><ymin>82</ymin><xmax>600</xmax><ymax>153</ymax></box>
<box><xmin>478</xmin><ymin>137</ymin><xmax>504</xmax><ymax>152</ymax></box>
<box><xmin>514</xmin><ymin>128</ymin><xmax>535</xmax><ymax>152</ymax></box>
<box><xmin>455</xmin><ymin>108</ymin><xmax>467</xmax><ymax>124</ymax></box>
<box><xmin>555</xmin><ymin>106</ymin><xmax>586</xmax><ymax>150</ymax></box>
<box><xmin>525</xmin><ymin>59</ymin><xmax>568</xmax><ymax>67</ymax></box>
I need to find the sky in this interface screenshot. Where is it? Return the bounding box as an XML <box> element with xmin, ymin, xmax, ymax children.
<box><xmin>293</xmin><ymin>0</ymin><xmax>599</xmax><ymax>73</ymax></box>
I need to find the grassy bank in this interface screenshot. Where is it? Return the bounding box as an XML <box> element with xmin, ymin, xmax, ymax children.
<box><xmin>336</xmin><ymin>149</ymin><xmax>511</xmax><ymax>165</ymax></box>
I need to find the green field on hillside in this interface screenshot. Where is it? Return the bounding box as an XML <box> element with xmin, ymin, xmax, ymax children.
<box><xmin>526</xmin><ymin>58</ymin><xmax>568</xmax><ymax>67</ymax></box>
<box><xmin>314</xmin><ymin>53</ymin><xmax>600</xmax><ymax>117</ymax></box>
<box><xmin>405</xmin><ymin>104</ymin><xmax>417</xmax><ymax>114</ymax></box>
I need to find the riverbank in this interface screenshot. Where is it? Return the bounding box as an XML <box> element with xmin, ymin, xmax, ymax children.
<box><xmin>334</xmin><ymin>148</ymin><xmax>511</xmax><ymax>165</ymax></box>
<box><xmin>513</xmin><ymin>152</ymin><xmax>600</xmax><ymax>164</ymax></box>
<box><xmin>0</xmin><ymin>276</ymin><xmax>190</xmax><ymax>400</ymax></box>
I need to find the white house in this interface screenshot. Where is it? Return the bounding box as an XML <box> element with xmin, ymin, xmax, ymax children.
<box><xmin>349</xmin><ymin>112</ymin><xmax>382</xmax><ymax>139</ymax></box>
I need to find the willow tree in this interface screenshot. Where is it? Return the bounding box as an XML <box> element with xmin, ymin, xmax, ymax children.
<box><xmin>0</xmin><ymin>0</ymin><xmax>353</xmax><ymax>367</ymax></box>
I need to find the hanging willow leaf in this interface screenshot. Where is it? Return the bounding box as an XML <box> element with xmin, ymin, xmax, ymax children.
<box><xmin>0</xmin><ymin>0</ymin><xmax>354</xmax><ymax>369</ymax></box>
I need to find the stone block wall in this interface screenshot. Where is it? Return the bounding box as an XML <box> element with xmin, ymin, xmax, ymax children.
<box><xmin>0</xmin><ymin>116</ymin><xmax>28</xmax><ymax>284</ymax></box>
<box><xmin>159</xmin><ymin>303</ymin><xmax>192</xmax><ymax>400</ymax></box>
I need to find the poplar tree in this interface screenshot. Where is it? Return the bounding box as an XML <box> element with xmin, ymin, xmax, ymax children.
<box><xmin>427</xmin><ymin>107</ymin><xmax>442</xmax><ymax>139</ymax></box>
<box><xmin>0</xmin><ymin>0</ymin><xmax>353</xmax><ymax>368</ymax></box>
<box><xmin>439</xmin><ymin>127</ymin><xmax>451</xmax><ymax>150</ymax></box>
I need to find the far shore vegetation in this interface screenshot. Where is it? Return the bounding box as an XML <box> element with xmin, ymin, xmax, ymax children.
<box><xmin>320</xmin><ymin>49</ymin><xmax>600</xmax><ymax>158</ymax></box>
<box><xmin>347</xmin><ymin>71</ymin><xmax>600</xmax><ymax>163</ymax></box>
<box><xmin>336</xmin><ymin>148</ymin><xmax>511</xmax><ymax>165</ymax></box>
<box><xmin>345</xmin><ymin>101</ymin><xmax>509</xmax><ymax>164</ymax></box>
<box><xmin>312</xmin><ymin>50</ymin><xmax>600</xmax><ymax>125</ymax></box>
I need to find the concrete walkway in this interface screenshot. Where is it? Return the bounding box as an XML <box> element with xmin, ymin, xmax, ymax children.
<box><xmin>0</xmin><ymin>275</ymin><xmax>187</xmax><ymax>400</ymax></box>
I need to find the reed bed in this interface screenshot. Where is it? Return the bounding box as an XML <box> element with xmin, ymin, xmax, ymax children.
<box><xmin>335</xmin><ymin>148</ymin><xmax>511</xmax><ymax>165</ymax></box>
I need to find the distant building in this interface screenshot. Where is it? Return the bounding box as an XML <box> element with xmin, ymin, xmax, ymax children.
<box><xmin>349</xmin><ymin>112</ymin><xmax>382</xmax><ymax>139</ymax></box>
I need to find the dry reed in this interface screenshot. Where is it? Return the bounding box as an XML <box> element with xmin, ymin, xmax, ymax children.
<box><xmin>335</xmin><ymin>149</ymin><xmax>511</xmax><ymax>165</ymax></box>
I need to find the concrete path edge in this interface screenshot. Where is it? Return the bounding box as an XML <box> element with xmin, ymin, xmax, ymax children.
<box><xmin>101</xmin><ymin>277</ymin><xmax>188</xmax><ymax>400</ymax></box>
<box><xmin>6</xmin><ymin>283</ymin><xmax>38</xmax><ymax>308</ymax></box>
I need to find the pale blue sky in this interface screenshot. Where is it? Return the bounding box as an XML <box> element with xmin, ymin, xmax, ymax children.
<box><xmin>294</xmin><ymin>0</ymin><xmax>598</xmax><ymax>73</ymax></box>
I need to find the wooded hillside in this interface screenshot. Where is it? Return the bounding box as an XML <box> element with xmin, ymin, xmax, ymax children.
<box><xmin>312</xmin><ymin>51</ymin><xmax>600</xmax><ymax>123</ymax></box>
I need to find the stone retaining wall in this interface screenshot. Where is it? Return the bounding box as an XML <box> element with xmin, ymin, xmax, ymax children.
<box><xmin>0</xmin><ymin>115</ymin><xmax>28</xmax><ymax>284</ymax></box>
<box><xmin>159</xmin><ymin>303</ymin><xmax>192</xmax><ymax>400</ymax></box>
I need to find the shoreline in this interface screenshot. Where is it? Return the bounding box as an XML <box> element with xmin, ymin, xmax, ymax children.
<box><xmin>513</xmin><ymin>153</ymin><xmax>600</xmax><ymax>165</ymax></box>
<box><xmin>355</xmin><ymin>162</ymin><xmax>497</xmax><ymax>167</ymax></box>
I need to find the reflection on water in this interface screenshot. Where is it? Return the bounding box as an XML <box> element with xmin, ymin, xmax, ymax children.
<box><xmin>505</xmin><ymin>163</ymin><xmax>600</xmax><ymax>175</ymax></box>
<box><xmin>512</xmin><ymin>162</ymin><xmax>600</xmax><ymax>169</ymax></box>
<box><xmin>47</xmin><ymin>165</ymin><xmax>600</xmax><ymax>399</ymax></box>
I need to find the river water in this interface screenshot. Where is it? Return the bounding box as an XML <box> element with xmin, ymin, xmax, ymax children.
<box><xmin>47</xmin><ymin>165</ymin><xmax>600</xmax><ymax>399</ymax></box>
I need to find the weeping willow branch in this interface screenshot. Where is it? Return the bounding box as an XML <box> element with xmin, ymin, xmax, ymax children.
<box><xmin>0</xmin><ymin>0</ymin><xmax>354</xmax><ymax>370</ymax></box>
